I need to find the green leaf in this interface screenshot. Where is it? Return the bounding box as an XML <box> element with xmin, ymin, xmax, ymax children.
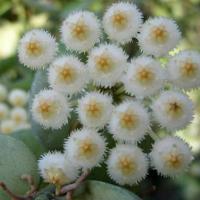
<box><xmin>0</xmin><ymin>135</ymin><xmax>39</xmax><ymax>200</ymax></box>
<box><xmin>57</xmin><ymin>181</ymin><xmax>141</xmax><ymax>200</ymax></box>
<box><xmin>29</xmin><ymin>69</ymin><xmax>77</xmax><ymax>151</ymax></box>
<box><xmin>11</xmin><ymin>129</ymin><xmax>45</xmax><ymax>159</ymax></box>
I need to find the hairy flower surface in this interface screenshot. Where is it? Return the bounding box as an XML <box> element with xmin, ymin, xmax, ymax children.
<box><xmin>167</xmin><ymin>50</ymin><xmax>200</xmax><ymax>90</ymax></box>
<box><xmin>109</xmin><ymin>101</ymin><xmax>150</xmax><ymax>143</ymax></box>
<box><xmin>138</xmin><ymin>17</ymin><xmax>181</xmax><ymax>57</ymax></box>
<box><xmin>8</xmin><ymin>89</ymin><xmax>28</xmax><ymax>107</ymax></box>
<box><xmin>0</xmin><ymin>119</ymin><xmax>15</xmax><ymax>134</ymax></box>
<box><xmin>123</xmin><ymin>56</ymin><xmax>166</xmax><ymax>97</ymax></box>
<box><xmin>18</xmin><ymin>29</ymin><xmax>57</xmax><ymax>69</ymax></box>
<box><xmin>107</xmin><ymin>144</ymin><xmax>148</xmax><ymax>185</ymax></box>
<box><xmin>38</xmin><ymin>152</ymin><xmax>78</xmax><ymax>185</ymax></box>
<box><xmin>64</xmin><ymin>128</ymin><xmax>106</xmax><ymax>169</ymax></box>
<box><xmin>31</xmin><ymin>89</ymin><xmax>71</xmax><ymax>129</ymax></box>
<box><xmin>150</xmin><ymin>136</ymin><xmax>193</xmax><ymax>177</ymax></box>
<box><xmin>77</xmin><ymin>92</ymin><xmax>113</xmax><ymax>128</ymax></box>
<box><xmin>152</xmin><ymin>91</ymin><xmax>194</xmax><ymax>131</ymax></box>
<box><xmin>10</xmin><ymin>107</ymin><xmax>27</xmax><ymax>125</ymax></box>
<box><xmin>88</xmin><ymin>44</ymin><xmax>128</xmax><ymax>87</ymax></box>
<box><xmin>103</xmin><ymin>2</ymin><xmax>143</xmax><ymax>44</ymax></box>
<box><xmin>48</xmin><ymin>55</ymin><xmax>88</xmax><ymax>94</ymax></box>
<box><xmin>61</xmin><ymin>11</ymin><xmax>101</xmax><ymax>52</ymax></box>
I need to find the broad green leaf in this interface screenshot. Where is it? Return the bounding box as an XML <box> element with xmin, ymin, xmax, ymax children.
<box><xmin>0</xmin><ymin>135</ymin><xmax>39</xmax><ymax>200</ymax></box>
<box><xmin>12</xmin><ymin>129</ymin><xmax>45</xmax><ymax>158</ymax></box>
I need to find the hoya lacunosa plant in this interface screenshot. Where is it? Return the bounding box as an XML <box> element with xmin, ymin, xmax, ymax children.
<box><xmin>9</xmin><ymin>1</ymin><xmax>200</xmax><ymax>199</ymax></box>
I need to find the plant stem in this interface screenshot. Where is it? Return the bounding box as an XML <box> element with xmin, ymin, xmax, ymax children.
<box><xmin>148</xmin><ymin>128</ymin><xmax>160</xmax><ymax>141</ymax></box>
<box><xmin>0</xmin><ymin>175</ymin><xmax>37</xmax><ymax>200</ymax></box>
<box><xmin>60</xmin><ymin>169</ymin><xmax>90</xmax><ymax>200</ymax></box>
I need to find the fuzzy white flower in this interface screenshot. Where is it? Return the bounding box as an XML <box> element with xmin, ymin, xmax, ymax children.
<box><xmin>64</xmin><ymin>128</ymin><xmax>106</xmax><ymax>169</ymax></box>
<box><xmin>0</xmin><ymin>84</ymin><xmax>7</xmax><ymax>101</ymax></box>
<box><xmin>107</xmin><ymin>144</ymin><xmax>148</xmax><ymax>185</ymax></box>
<box><xmin>77</xmin><ymin>92</ymin><xmax>113</xmax><ymax>128</ymax></box>
<box><xmin>123</xmin><ymin>56</ymin><xmax>166</xmax><ymax>98</ymax></box>
<box><xmin>48</xmin><ymin>55</ymin><xmax>89</xmax><ymax>95</ymax></box>
<box><xmin>38</xmin><ymin>152</ymin><xmax>78</xmax><ymax>185</ymax></box>
<box><xmin>18</xmin><ymin>29</ymin><xmax>57</xmax><ymax>69</ymax></box>
<box><xmin>88</xmin><ymin>44</ymin><xmax>128</xmax><ymax>87</ymax></box>
<box><xmin>103</xmin><ymin>2</ymin><xmax>143</xmax><ymax>44</ymax></box>
<box><xmin>8</xmin><ymin>89</ymin><xmax>28</xmax><ymax>107</ymax></box>
<box><xmin>0</xmin><ymin>103</ymin><xmax>9</xmax><ymax>120</ymax></box>
<box><xmin>109</xmin><ymin>101</ymin><xmax>150</xmax><ymax>143</ymax></box>
<box><xmin>0</xmin><ymin>119</ymin><xmax>15</xmax><ymax>134</ymax></box>
<box><xmin>10</xmin><ymin>107</ymin><xmax>27</xmax><ymax>125</ymax></box>
<box><xmin>31</xmin><ymin>89</ymin><xmax>71</xmax><ymax>129</ymax></box>
<box><xmin>137</xmin><ymin>17</ymin><xmax>181</xmax><ymax>57</ymax></box>
<box><xmin>150</xmin><ymin>136</ymin><xmax>193</xmax><ymax>177</ymax></box>
<box><xmin>167</xmin><ymin>50</ymin><xmax>200</xmax><ymax>90</ymax></box>
<box><xmin>152</xmin><ymin>91</ymin><xmax>194</xmax><ymax>131</ymax></box>
<box><xmin>61</xmin><ymin>11</ymin><xmax>101</xmax><ymax>52</ymax></box>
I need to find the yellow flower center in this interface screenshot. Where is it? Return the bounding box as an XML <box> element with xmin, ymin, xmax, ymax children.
<box><xmin>117</xmin><ymin>155</ymin><xmax>137</xmax><ymax>175</ymax></box>
<box><xmin>136</xmin><ymin>67</ymin><xmax>155</xmax><ymax>85</ymax></box>
<box><xmin>165</xmin><ymin>101</ymin><xmax>183</xmax><ymax>118</ymax></box>
<box><xmin>26</xmin><ymin>41</ymin><xmax>43</xmax><ymax>56</ymax></box>
<box><xmin>151</xmin><ymin>26</ymin><xmax>168</xmax><ymax>44</ymax></box>
<box><xmin>71</xmin><ymin>20</ymin><xmax>89</xmax><ymax>41</ymax></box>
<box><xmin>13</xmin><ymin>115</ymin><xmax>23</xmax><ymax>124</ymax></box>
<box><xmin>46</xmin><ymin>168</ymin><xmax>68</xmax><ymax>185</ymax></box>
<box><xmin>112</xmin><ymin>11</ymin><xmax>128</xmax><ymax>30</ymax></box>
<box><xmin>58</xmin><ymin>65</ymin><xmax>77</xmax><ymax>83</ymax></box>
<box><xmin>119</xmin><ymin>111</ymin><xmax>138</xmax><ymax>130</ymax></box>
<box><xmin>164</xmin><ymin>152</ymin><xmax>183</xmax><ymax>169</ymax></box>
<box><xmin>78</xmin><ymin>138</ymin><xmax>98</xmax><ymax>159</ymax></box>
<box><xmin>95</xmin><ymin>55</ymin><xmax>114</xmax><ymax>73</ymax></box>
<box><xmin>37</xmin><ymin>101</ymin><xmax>57</xmax><ymax>119</ymax></box>
<box><xmin>85</xmin><ymin>100</ymin><xmax>103</xmax><ymax>118</ymax></box>
<box><xmin>180</xmin><ymin>61</ymin><xmax>197</xmax><ymax>78</ymax></box>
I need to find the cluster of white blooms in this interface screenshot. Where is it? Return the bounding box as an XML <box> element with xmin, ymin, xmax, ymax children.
<box><xmin>18</xmin><ymin>2</ymin><xmax>199</xmax><ymax>187</ymax></box>
<box><xmin>0</xmin><ymin>85</ymin><xmax>30</xmax><ymax>134</ymax></box>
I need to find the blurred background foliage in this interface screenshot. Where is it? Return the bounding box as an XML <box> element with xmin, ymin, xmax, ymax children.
<box><xmin>0</xmin><ymin>0</ymin><xmax>200</xmax><ymax>199</ymax></box>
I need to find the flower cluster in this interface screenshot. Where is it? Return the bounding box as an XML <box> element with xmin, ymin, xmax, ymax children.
<box><xmin>0</xmin><ymin>84</ymin><xmax>30</xmax><ymax>134</ymax></box>
<box><xmin>18</xmin><ymin>2</ymin><xmax>198</xmax><ymax>187</ymax></box>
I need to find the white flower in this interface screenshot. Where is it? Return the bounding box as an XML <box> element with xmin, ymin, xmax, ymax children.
<box><xmin>152</xmin><ymin>91</ymin><xmax>194</xmax><ymax>131</ymax></box>
<box><xmin>122</xmin><ymin>56</ymin><xmax>166</xmax><ymax>98</ymax></box>
<box><xmin>77</xmin><ymin>92</ymin><xmax>113</xmax><ymax>128</ymax></box>
<box><xmin>0</xmin><ymin>84</ymin><xmax>7</xmax><ymax>101</ymax></box>
<box><xmin>109</xmin><ymin>101</ymin><xmax>150</xmax><ymax>143</ymax></box>
<box><xmin>9</xmin><ymin>89</ymin><xmax>28</xmax><ymax>107</ymax></box>
<box><xmin>107</xmin><ymin>144</ymin><xmax>148</xmax><ymax>185</ymax></box>
<box><xmin>0</xmin><ymin>103</ymin><xmax>9</xmax><ymax>120</ymax></box>
<box><xmin>167</xmin><ymin>50</ymin><xmax>200</xmax><ymax>90</ymax></box>
<box><xmin>18</xmin><ymin>29</ymin><xmax>57</xmax><ymax>69</ymax></box>
<box><xmin>137</xmin><ymin>17</ymin><xmax>181</xmax><ymax>57</ymax></box>
<box><xmin>0</xmin><ymin>120</ymin><xmax>15</xmax><ymax>134</ymax></box>
<box><xmin>150</xmin><ymin>136</ymin><xmax>193</xmax><ymax>177</ymax></box>
<box><xmin>64</xmin><ymin>128</ymin><xmax>106</xmax><ymax>169</ymax></box>
<box><xmin>61</xmin><ymin>11</ymin><xmax>101</xmax><ymax>52</ymax></box>
<box><xmin>38</xmin><ymin>152</ymin><xmax>78</xmax><ymax>185</ymax></box>
<box><xmin>103</xmin><ymin>2</ymin><xmax>143</xmax><ymax>44</ymax></box>
<box><xmin>31</xmin><ymin>89</ymin><xmax>71</xmax><ymax>129</ymax></box>
<box><xmin>88</xmin><ymin>44</ymin><xmax>128</xmax><ymax>87</ymax></box>
<box><xmin>48</xmin><ymin>55</ymin><xmax>89</xmax><ymax>95</ymax></box>
<box><xmin>15</xmin><ymin>123</ymin><xmax>31</xmax><ymax>131</ymax></box>
<box><xmin>10</xmin><ymin>107</ymin><xmax>27</xmax><ymax>125</ymax></box>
